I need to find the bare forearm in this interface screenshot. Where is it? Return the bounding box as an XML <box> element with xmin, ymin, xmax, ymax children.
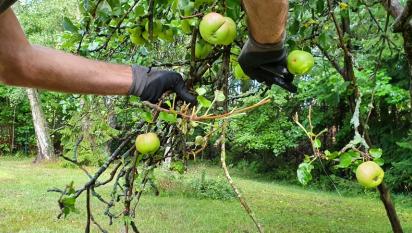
<box><xmin>242</xmin><ymin>0</ymin><xmax>289</xmax><ymax>44</ymax></box>
<box><xmin>0</xmin><ymin>9</ymin><xmax>131</xmax><ymax>95</ymax></box>
<box><xmin>21</xmin><ymin>46</ymin><xmax>132</xmax><ymax>95</ymax></box>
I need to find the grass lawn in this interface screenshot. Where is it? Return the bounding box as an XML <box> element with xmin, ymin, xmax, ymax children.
<box><xmin>0</xmin><ymin>157</ymin><xmax>411</xmax><ymax>233</ymax></box>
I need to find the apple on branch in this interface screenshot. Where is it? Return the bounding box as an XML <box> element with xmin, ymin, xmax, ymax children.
<box><xmin>199</xmin><ymin>12</ymin><xmax>237</xmax><ymax>46</ymax></box>
<box><xmin>356</xmin><ymin>161</ymin><xmax>385</xmax><ymax>188</ymax></box>
<box><xmin>135</xmin><ymin>132</ymin><xmax>160</xmax><ymax>155</ymax></box>
<box><xmin>287</xmin><ymin>50</ymin><xmax>315</xmax><ymax>75</ymax></box>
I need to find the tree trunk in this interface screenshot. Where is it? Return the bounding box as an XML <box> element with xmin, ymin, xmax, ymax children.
<box><xmin>380</xmin><ymin>0</ymin><xmax>412</xmax><ymax>108</ymax></box>
<box><xmin>26</xmin><ymin>88</ymin><xmax>55</xmax><ymax>162</ymax></box>
<box><xmin>378</xmin><ymin>183</ymin><xmax>404</xmax><ymax>233</ymax></box>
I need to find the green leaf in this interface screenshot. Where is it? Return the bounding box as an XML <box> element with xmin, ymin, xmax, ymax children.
<box><xmin>61</xmin><ymin>196</ymin><xmax>76</xmax><ymax>207</ymax></box>
<box><xmin>325</xmin><ymin>150</ymin><xmax>340</xmax><ymax>160</ymax></box>
<box><xmin>170</xmin><ymin>161</ymin><xmax>185</xmax><ymax>174</ymax></box>
<box><xmin>196</xmin><ymin>87</ymin><xmax>207</xmax><ymax>96</ymax></box>
<box><xmin>140</xmin><ymin>111</ymin><xmax>153</xmax><ymax>123</ymax></box>
<box><xmin>346</xmin><ymin>150</ymin><xmax>360</xmax><ymax>158</ymax></box>
<box><xmin>134</xmin><ymin>5</ymin><xmax>145</xmax><ymax>16</ymax></box>
<box><xmin>316</xmin><ymin>0</ymin><xmax>325</xmax><ymax>14</ymax></box>
<box><xmin>106</xmin><ymin>0</ymin><xmax>120</xmax><ymax>10</ymax></box>
<box><xmin>226</xmin><ymin>0</ymin><xmax>241</xmax><ymax>19</ymax></box>
<box><xmin>165</xmin><ymin>100</ymin><xmax>172</xmax><ymax>108</ymax></box>
<box><xmin>373</xmin><ymin>158</ymin><xmax>385</xmax><ymax>166</ymax></box>
<box><xmin>66</xmin><ymin>181</ymin><xmax>76</xmax><ymax>195</ymax></box>
<box><xmin>123</xmin><ymin>216</ymin><xmax>132</xmax><ymax>225</ymax></box>
<box><xmin>159</xmin><ymin>112</ymin><xmax>177</xmax><ymax>123</ymax></box>
<box><xmin>369</xmin><ymin>148</ymin><xmax>383</xmax><ymax>158</ymax></box>
<box><xmin>318</xmin><ymin>32</ymin><xmax>329</xmax><ymax>49</ymax></box>
<box><xmin>314</xmin><ymin>138</ymin><xmax>321</xmax><ymax>149</ymax></box>
<box><xmin>63</xmin><ymin>17</ymin><xmax>78</xmax><ymax>33</ymax></box>
<box><xmin>297</xmin><ymin>162</ymin><xmax>314</xmax><ymax>186</ymax></box>
<box><xmin>214</xmin><ymin>90</ymin><xmax>226</xmax><ymax>102</ymax></box>
<box><xmin>197</xmin><ymin>96</ymin><xmax>212</xmax><ymax>108</ymax></box>
<box><xmin>337</xmin><ymin>152</ymin><xmax>353</xmax><ymax>168</ymax></box>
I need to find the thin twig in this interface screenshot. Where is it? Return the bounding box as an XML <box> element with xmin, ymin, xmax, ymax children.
<box><xmin>142</xmin><ymin>97</ymin><xmax>271</xmax><ymax>121</ymax></box>
<box><xmin>220</xmin><ymin>121</ymin><xmax>264</xmax><ymax>233</ymax></box>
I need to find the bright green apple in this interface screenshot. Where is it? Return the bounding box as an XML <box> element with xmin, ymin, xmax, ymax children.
<box><xmin>233</xmin><ymin>64</ymin><xmax>249</xmax><ymax>80</ymax></box>
<box><xmin>287</xmin><ymin>50</ymin><xmax>315</xmax><ymax>75</ymax></box>
<box><xmin>199</xmin><ymin>12</ymin><xmax>236</xmax><ymax>45</ymax></box>
<box><xmin>135</xmin><ymin>132</ymin><xmax>160</xmax><ymax>154</ymax></box>
<box><xmin>356</xmin><ymin>161</ymin><xmax>384</xmax><ymax>188</ymax></box>
<box><xmin>195</xmin><ymin>39</ymin><xmax>213</xmax><ymax>59</ymax></box>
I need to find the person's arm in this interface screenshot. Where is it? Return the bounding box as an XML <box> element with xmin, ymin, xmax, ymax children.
<box><xmin>0</xmin><ymin>9</ymin><xmax>196</xmax><ymax>104</ymax></box>
<box><xmin>242</xmin><ymin>0</ymin><xmax>288</xmax><ymax>44</ymax></box>
<box><xmin>0</xmin><ymin>9</ymin><xmax>131</xmax><ymax>95</ymax></box>
<box><xmin>238</xmin><ymin>0</ymin><xmax>296</xmax><ymax>93</ymax></box>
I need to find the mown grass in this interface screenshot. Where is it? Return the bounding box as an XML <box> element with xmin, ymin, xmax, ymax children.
<box><xmin>0</xmin><ymin>157</ymin><xmax>411</xmax><ymax>233</ymax></box>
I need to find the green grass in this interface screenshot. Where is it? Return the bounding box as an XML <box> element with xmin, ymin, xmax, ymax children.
<box><xmin>0</xmin><ymin>158</ymin><xmax>411</xmax><ymax>233</ymax></box>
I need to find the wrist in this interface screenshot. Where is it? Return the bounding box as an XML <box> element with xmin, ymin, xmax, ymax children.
<box><xmin>129</xmin><ymin>65</ymin><xmax>149</xmax><ymax>96</ymax></box>
<box><xmin>248</xmin><ymin>32</ymin><xmax>286</xmax><ymax>51</ymax></box>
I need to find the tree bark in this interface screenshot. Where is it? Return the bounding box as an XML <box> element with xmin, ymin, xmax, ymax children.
<box><xmin>26</xmin><ymin>88</ymin><xmax>55</xmax><ymax>162</ymax></box>
<box><xmin>380</xmin><ymin>0</ymin><xmax>412</xmax><ymax>109</ymax></box>
<box><xmin>378</xmin><ymin>183</ymin><xmax>404</xmax><ymax>233</ymax></box>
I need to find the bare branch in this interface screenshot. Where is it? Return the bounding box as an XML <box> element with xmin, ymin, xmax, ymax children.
<box><xmin>141</xmin><ymin>97</ymin><xmax>271</xmax><ymax>121</ymax></box>
<box><xmin>219</xmin><ymin>121</ymin><xmax>264</xmax><ymax>233</ymax></box>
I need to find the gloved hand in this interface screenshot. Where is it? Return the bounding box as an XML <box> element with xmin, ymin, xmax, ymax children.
<box><xmin>238</xmin><ymin>37</ymin><xmax>297</xmax><ymax>93</ymax></box>
<box><xmin>129</xmin><ymin>65</ymin><xmax>197</xmax><ymax>105</ymax></box>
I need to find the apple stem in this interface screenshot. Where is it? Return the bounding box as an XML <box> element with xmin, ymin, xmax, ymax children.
<box><xmin>378</xmin><ymin>182</ymin><xmax>404</xmax><ymax>233</ymax></box>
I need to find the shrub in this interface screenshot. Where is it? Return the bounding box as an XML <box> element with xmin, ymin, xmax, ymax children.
<box><xmin>189</xmin><ymin>171</ymin><xmax>236</xmax><ymax>200</ymax></box>
<box><xmin>153</xmin><ymin>171</ymin><xmax>236</xmax><ymax>201</ymax></box>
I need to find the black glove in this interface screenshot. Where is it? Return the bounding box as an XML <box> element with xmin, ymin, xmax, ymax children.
<box><xmin>129</xmin><ymin>65</ymin><xmax>197</xmax><ymax>105</ymax></box>
<box><xmin>238</xmin><ymin>37</ymin><xmax>297</xmax><ymax>93</ymax></box>
<box><xmin>0</xmin><ymin>0</ymin><xmax>17</xmax><ymax>15</ymax></box>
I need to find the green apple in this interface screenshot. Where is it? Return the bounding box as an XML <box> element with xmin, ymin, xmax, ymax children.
<box><xmin>199</xmin><ymin>12</ymin><xmax>236</xmax><ymax>45</ymax></box>
<box><xmin>287</xmin><ymin>50</ymin><xmax>315</xmax><ymax>75</ymax></box>
<box><xmin>356</xmin><ymin>161</ymin><xmax>384</xmax><ymax>188</ymax></box>
<box><xmin>135</xmin><ymin>132</ymin><xmax>160</xmax><ymax>154</ymax></box>
<box><xmin>195</xmin><ymin>39</ymin><xmax>213</xmax><ymax>59</ymax></box>
<box><xmin>233</xmin><ymin>64</ymin><xmax>249</xmax><ymax>80</ymax></box>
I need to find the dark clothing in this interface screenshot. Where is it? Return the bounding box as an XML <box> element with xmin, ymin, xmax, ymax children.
<box><xmin>0</xmin><ymin>0</ymin><xmax>16</xmax><ymax>14</ymax></box>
